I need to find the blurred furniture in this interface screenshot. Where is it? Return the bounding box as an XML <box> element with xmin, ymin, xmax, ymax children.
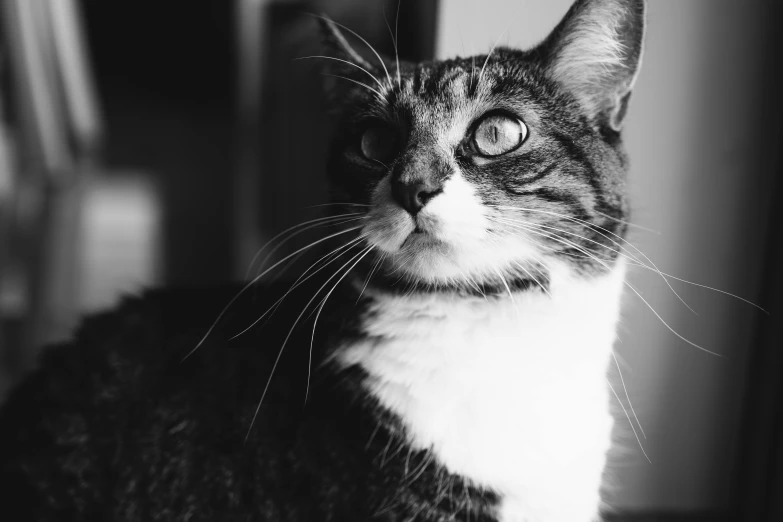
<box><xmin>0</xmin><ymin>0</ymin><xmax>103</xmax><ymax>382</ymax></box>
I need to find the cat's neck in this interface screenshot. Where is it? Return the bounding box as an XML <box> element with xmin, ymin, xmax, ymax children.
<box><xmin>332</xmin><ymin>259</ymin><xmax>627</xmax><ymax>521</ymax></box>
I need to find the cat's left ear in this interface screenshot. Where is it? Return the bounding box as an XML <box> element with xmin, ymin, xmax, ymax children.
<box><xmin>538</xmin><ymin>0</ymin><xmax>646</xmax><ymax>131</ymax></box>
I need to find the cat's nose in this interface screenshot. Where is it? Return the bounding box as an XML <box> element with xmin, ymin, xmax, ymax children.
<box><xmin>391</xmin><ymin>178</ymin><xmax>443</xmax><ymax>216</ymax></box>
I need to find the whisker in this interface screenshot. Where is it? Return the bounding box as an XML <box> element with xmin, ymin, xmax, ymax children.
<box><xmin>492</xmin><ymin>215</ymin><xmax>642</xmax><ymax>263</ymax></box>
<box><xmin>492</xmin><ymin>211</ymin><xmax>697</xmax><ymax>315</ymax></box>
<box><xmin>182</xmin><ymin>225</ymin><xmax>364</xmax><ymax>362</ymax></box>
<box><xmin>266</xmin><ymin>248</ymin><xmax>311</xmax><ymax>286</ymax></box>
<box><xmin>477</xmin><ymin>24</ymin><xmax>511</xmax><ymax>91</ymax></box>
<box><xmin>306</xmin><ymin>202</ymin><xmax>371</xmax><ymax>209</ymax></box>
<box><xmin>509</xmin><ymin>207</ymin><xmax>764</xmax><ymax>313</ymax></box>
<box><xmin>244</xmin><ymin>243</ymin><xmax>374</xmax><ymax>442</ymax></box>
<box><xmin>624</xmin><ymin>280</ymin><xmax>725</xmax><ymax>357</ymax></box>
<box><xmin>357</xmin><ymin>250</ymin><xmax>386</xmax><ymax>303</ymax></box>
<box><xmin>492</xmin><ymin>267</ymin><xmax>519</xmax><ymax>319</ymax></box>
<box><xmin>594</xmin><ymin>210</ymin><xmax>660</xmax><ymax>235</ymax></box>
<box><xmin>470</xmin><ymin>55</ymin><xmax>476</xmax><ymax>92</ymax></box>
<box><xmin>312</xmin><ymin>15</ymin><xmax>393</xmax><ymax>88</ymax></box>
<box><xmin>394</xmin><ymin>0</ymin><xmax>402</xmax><ymax>89</ymax></box>
<box><xmin>489</xmin><ymin>216</ymin><xmax>722</xmax><ymax>356</ymax></box>
<box><xmin>254</xmin><ymin>215</ymin><xmax>365</xmax><ymax>279</ymax></box>
<box><xmin>513</xmin><ymin>261</ymin><xmax>551</xmax><ymax>297</ymax></box>
<box><xmin>485</xmin><ymin>229</ymin><xmax>549</xmax><ymax>296</ymax></box>
<box><xmin>243</xmin><ymin>213</ymin><xmax>362</xmax><ymax>280</ymax></box>
<box><xmin>465</xmin><ymin>275</ymin><xmax>487</xmax><ymax>299</ymax></box>
<box><xmin>382</xmin><ymin>1</ymin><xmax>402</xmax><ymax>89</ymax></box>
<box><xmin>624</xmin><ymin>262</ymin><xmax>769</xmax><ymax>315</ymax></box>
<box><xmin>497</xmin><ymin>216</ymin><xmax>696</xmax><ymax>315</ymax></box>
<box><xmin>507</xmin><ymin>224</ymin><xmax>725</xmax><ymax>357</ymax></box>
<box><xmin>322</xmin><ymin>73</ymin><xmax>384</xmax><ymax>99</ymax></box>
<box><xmin>308</xmin><ymin>245</ymin><xmax>376</xmax><ymax>401</ymax></box>
<box><xmin>606</xmin><ymin>377</ymin><xmax>651</xmax><ymax>463</ymax></box>
<box><xmin>230</xmin><ymin>235</ymin><xmax>368</xmax><ymax>341</ymax></box>
<box><xmin>611</xmin><ymin>350</ymin><xmax>646</xmax><ymax>440</ymax></box>
<box><xmin>296</xmin><ymin>55</ymin><xmax>386</xmax><ymax>91</ymax></box>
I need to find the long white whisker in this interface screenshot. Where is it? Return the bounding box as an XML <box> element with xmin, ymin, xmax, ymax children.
<box><xmin>493</xmin><ymin>267</ymin><xmax>520</xmax><ymax>321</ymax></box>
<box><xmin>513</xmin><ymin>261</ymin><xmax>551</xmax><ymax>297</ymax></box>
<box><xmin>606</xmin><ymin>377</ymin><xmax>651</xmax><ymax>463</ymax></box>
<box><xmin>594</xmin><ymin>210</ymin><xmax>661</xmax><ymax>235</ymax></box>
<box><xmin>492</xmin><ymin>211</ymin><xmax>697</xmax><ymax>314</ymax></box>
<box><xmin>625</xmin><ymin>262</ymin><xmax>769</xmax><ymax>314</ymax></box>
<box><xmin>499</xmin><ymin>221</ymin><xmax>724</xmax><ymax>357</ymax></box>
<box><xmin>497</xmin><ymin>215</ymin><xmax>697</xmax><ymax>314</ymax></box>
<box><xmin>306</xmin><ymin>202</ymin><xmax>371</xmax><ymax>209</ymax></box>
<box><xmin>477</xmin><ymin>25</ymin><xmax>510</xmax><ymax>91</ymax></box>
<box><xmin>229</xmin><ymin>236</ymin><xmax>368</xmax><ymax>341</ymax></box>
<box><xmin>496</xmin><ymin>206</ymin><xmax>677</xmax><ymax>278</ymax></box>
<box><xmin>182</xmin><ymin>225</ymin><xmax>364</xmax><ymax>362</ymax></box>
<box><xmin>296</xmin><ymin>55</ymin><xmax>386</xmax><ymax>91</ymax></box>
<box><xmin>611</xmin><ymin>350</ymin><xmax>646</xmax><ymax>439</ymax></box>
<box><xmin>313</xmin><ymin>15</ymin><xmax>393</xmax><ymax>88</ymax></box>
<box><xmin>486</xmin><ymin>229</ymin><xmax>550</xmax><ymax>297</ymax></box>
<box><xmin>244</xmin><ymin>213</ymin><xmax>362</xmax><ymax>280</ymax></box>
<box><xmin>308</xmin><ymin>245</ymin><xmax>375</xmax><ymax>401</ymax></box>
<box><xmin>394</xmin><ymin>0</ymin><xmax>401</xmax><ymax>89</ymax></box>
<box><xmin>357</xmin><ymin>251</ymin><xmax>386</xmax><ymax>303</ymax></box>
<box><xmin>382</xmin><ymin>1</ymin><xmax>402</xmax><ymax>89</ymax></box>
<box><xmin>625</xmin><ymin>280</ymin><xmax>725</xmax><ymax>357</ymax></box>
<box><xmin>493</xmin><ymin>215</ymin><xmax>643</xmax><ymax>263</ymax></box>
<box><xmin>322</xmin><ymin>73</ymin><xmax>384</xmax><ymax>99</ymax></box>
<box><xmin>266</xmin><ymin>248</ymin><xmax>311</xmax><ymax>286</ymax></box>
<box><xmin>465</xmin><ymin>275</ymin><xmax>487</xmax><ymax>299</ymax></box>
<box><xmin>244</xmin><ymin>243</ymin><xmax>374</xmax><ymax>442</ymax></box>
<box><xmin>255</xmin><ymin>216</ymin><xmax>365</xmax><ymax>279</ymax></box>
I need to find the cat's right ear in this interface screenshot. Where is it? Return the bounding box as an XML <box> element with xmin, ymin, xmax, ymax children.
<box><xmin>317</xmin><ymin>16</ymin><xmax>374</xmax><ymax>72</ymax></box>
<box><xmin>314</xmin><ymin>16</ymin><xmax>381</xmax><ymax>99</ymax></box>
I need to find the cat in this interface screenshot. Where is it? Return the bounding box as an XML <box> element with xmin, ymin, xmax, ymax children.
<box><xmin>0</xmin><ymin>0</ymin><xmax>646</xmax><ymax>520</ymax></box>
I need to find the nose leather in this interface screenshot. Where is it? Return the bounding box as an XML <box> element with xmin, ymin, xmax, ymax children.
<box><xmin>391</xmin><ymin>146</ymin><xmax>447</xmax><ymax>216</ymax></box>
<box><xmin>391</xmin><ymin>178</ymin><xmax>443</xmax><ymax>216</ymax></box>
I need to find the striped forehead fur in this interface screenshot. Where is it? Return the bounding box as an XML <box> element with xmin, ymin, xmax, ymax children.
<box><xmin>326</xmin><ymin>54</ymin><xmax>632</xmax><ymax>292</ymax></box>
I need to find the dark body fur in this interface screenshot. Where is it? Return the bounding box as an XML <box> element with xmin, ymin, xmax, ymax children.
<box><xmin>0</xmin><ymin>279</ymin><xmax>497</xmax><ymax>521</ymax></box>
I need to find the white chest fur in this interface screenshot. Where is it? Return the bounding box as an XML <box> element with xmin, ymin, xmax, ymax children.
<box><xmin>334</xmin><ymin>262</ymin><xmax>627</xmax><ymax>522</ymax></box>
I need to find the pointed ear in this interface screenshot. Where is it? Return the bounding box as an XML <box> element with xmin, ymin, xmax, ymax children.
<box><xmin>315</xmin><ymin>15</ymin><xmax>378</xmax><ymax>81</ymax></box>
<box><xmin>539</xmin><ymin>0</ymin><xmax>646</xmax><ymax>131</ymax></box>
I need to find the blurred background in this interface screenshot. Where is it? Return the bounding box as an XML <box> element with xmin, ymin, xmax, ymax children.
<box><xmin>0</xmin><ymin>0</ymin><xmax>779</xmax><ymax>520</ymax></box>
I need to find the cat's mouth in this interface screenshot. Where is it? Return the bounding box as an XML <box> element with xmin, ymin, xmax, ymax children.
<box><xmin>405</xmin><ymin>214</ymin><xmax>446</xmax><ymax>242</ymax></box>
<box><xmin>400</xmin><ymin>224</ymin><xmax>441</xmax><ymax>249</ymax></box>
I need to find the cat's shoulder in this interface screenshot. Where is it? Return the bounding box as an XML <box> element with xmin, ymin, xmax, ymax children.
<box><xmin>0</xmin><ymin>281</ymin><xmax>315</xmax><ymax>427</ymax></box>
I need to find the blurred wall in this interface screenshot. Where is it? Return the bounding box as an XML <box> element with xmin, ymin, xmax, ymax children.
<box><xmin>437</xmin><ymin>0</ymin><xmax>770</xmax><ymax>514</ymax></box>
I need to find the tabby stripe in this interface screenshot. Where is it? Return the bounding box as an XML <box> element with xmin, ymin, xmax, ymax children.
<box><xmin>550</xmin><ymin>130</ymin><xmax>606</xmax><ymax>211</ymax></box>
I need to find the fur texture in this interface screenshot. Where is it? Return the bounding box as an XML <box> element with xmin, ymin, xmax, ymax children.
<box><xmin>336</xmin><ymin>260</ymin><xmax>626</xmax><ymax>521</ymax></box>
<box><xmin>0</xmin><ymin>1</ymin><xmax>646</xmax><ymax>520</ymax></box>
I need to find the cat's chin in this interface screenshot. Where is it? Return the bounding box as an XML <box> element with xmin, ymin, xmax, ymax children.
<box><xmin>400</xmin><ymin>228</ymin><xmax>443</xmax><ymax>249</ymax></box>
<box><xmin>373</xmin><ymin>243</ymin><xmax>500</xmax><ymax>288</ymax></box>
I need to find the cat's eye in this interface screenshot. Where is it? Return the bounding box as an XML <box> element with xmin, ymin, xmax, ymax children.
<box><xmin>360</xmin><ymin>126</ymin><xmax>398</xmax><ymax>164</ymax></box>
<box><xmin>472</xmin><ymin>114</ymin><xmax>528</xmax><ymax>157</ymax></box>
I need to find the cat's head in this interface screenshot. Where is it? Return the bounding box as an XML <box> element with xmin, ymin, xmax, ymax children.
<box><xmin>320</xmin><ymin>0</ymin><xmax>645</xmax><ymax>294</ymax></box>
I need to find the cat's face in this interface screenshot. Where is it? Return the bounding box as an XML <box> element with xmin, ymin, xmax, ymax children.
<box><xmin>322</xmin><ymin>0</ymin><xmax>645</xmax><ymax>292</ymax></box>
